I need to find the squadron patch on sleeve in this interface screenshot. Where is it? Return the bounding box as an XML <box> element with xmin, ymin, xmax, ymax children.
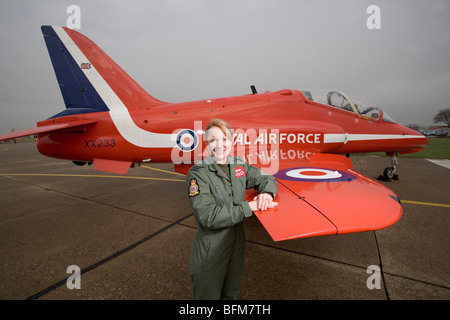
<box><xmin>188</xmin><ymin>178</ymin><xmax>200</xmax><ymax>197</ymax></box>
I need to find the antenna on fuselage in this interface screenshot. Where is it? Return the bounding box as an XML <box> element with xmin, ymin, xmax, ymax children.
<box><xmin>250</xmin><ymin>85</ymin><xmax>257</xmax><ymax>94</ymax></box>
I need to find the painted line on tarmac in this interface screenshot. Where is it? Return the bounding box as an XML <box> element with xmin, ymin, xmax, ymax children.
<box><xmin>402</xmin><ymin>200</ymin><xmax>450</xmax><ymax>208</ymax></box>
<box><xmin>2</xmin><ymin>173</ymin><xmax>449</xmax><ymax>208</ymax></box>
<box><xmin>427</xmin><ymin>159</ymin><xmax>450</xmax><ymax>170</ymax></box>
<box><xmin>0</xmin><ymin>173</ymin><xmax>185</xmax><ymax>182</ymax></box>
<box><xmin>141</xmin><ymin>165</ymin><xmax>186</xmax><ymax>176</ymax></box>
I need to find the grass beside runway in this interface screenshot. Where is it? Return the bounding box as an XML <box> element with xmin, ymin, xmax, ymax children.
<box><xmin>369</xmin><ymin>137</ymin><xmax>450</xmax><ymax>159</ymax></box>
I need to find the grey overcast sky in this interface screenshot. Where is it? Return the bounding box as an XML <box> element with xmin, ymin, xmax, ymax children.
<box><xmin>0</xmin><ymin>0</ymin><xmax>449</xmax><ymax>132</ymax></box>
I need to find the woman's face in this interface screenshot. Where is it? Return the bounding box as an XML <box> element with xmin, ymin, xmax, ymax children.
<box><xmin>206</xmin><ymin>126</ymin><xmax>233</xmax><ymax>164</ymax></box>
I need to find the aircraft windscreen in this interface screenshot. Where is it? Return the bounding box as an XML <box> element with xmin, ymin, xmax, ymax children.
<box><xmin>381</xmin><ymin>111</ymin><xmax>396</xmax><ymax>123</ymax></box>
<box><xmin>301</xmin><ymin>89</ymin><xmax>396</xmax><ymax>123</ymax></box>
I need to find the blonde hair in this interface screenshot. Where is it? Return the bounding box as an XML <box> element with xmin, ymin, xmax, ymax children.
<box><xmin>205</xmin><ymin>119</ymin><xmax>234</xmax><ymax>141</ymax></box>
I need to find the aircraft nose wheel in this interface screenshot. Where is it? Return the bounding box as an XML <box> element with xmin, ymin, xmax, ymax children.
<box><xmin>381</xmin><ymin>166</ymin><xmax>398</xmax><ymax>181</ymax></box>
<box><xmin>378</xmin><ymin>152</ymin><xmax>399</xmax><ymax>181</ymax></box>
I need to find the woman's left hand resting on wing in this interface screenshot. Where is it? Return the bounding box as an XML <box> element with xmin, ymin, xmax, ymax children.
<box><xmin>248</xmin><ymin>193</ymin><xmax>278</xmax><ymax>211</ymax></box>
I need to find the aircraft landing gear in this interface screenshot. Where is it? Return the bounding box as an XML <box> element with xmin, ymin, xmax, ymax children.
<box><xmin>378</xmin><ymin>152</ymin><xmax>399</xmax><ymax>181</ymax></box>
<box><xmin>72</xmin><ymin>161</ymin><xmax>92</xmax><ymax>167</ymax></box>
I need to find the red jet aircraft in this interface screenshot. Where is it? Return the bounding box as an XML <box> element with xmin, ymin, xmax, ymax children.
<box><xmin>0</xmin><ymin>26</ymin><xmax>427</xmax><ymax>241</ymax></box>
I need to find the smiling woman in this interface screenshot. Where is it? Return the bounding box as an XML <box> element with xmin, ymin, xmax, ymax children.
<box><xmin>185</xmin><ymin>118</ymin><xmax>278</xmax><ymax>300</ymax></box>
<box><xmin>204</xmin><ymin>119</ymin><xmax>234</xmax><ymax>164</ymax></box>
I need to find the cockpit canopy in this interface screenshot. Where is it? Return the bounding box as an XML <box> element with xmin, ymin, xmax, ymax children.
<box><xmin>301</xmin><ymin>90</ymin><xmax>396</xmax><ymax>123</ymax></box>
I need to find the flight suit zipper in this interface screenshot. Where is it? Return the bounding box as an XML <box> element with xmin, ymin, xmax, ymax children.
<box><xmin>215</xmin><ymin>185</ymin><xmax>226</xmax><ymax>206</ymax></box>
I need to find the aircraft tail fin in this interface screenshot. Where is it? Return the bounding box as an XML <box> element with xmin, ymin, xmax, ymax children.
<box><xmin>41</xmin><ymin>25</ymin><xmax>167</xmax><ymax>119</ymax></box>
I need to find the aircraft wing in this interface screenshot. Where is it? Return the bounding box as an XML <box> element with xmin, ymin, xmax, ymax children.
<box><xmin>0</xmin><ymin>119</ymin><xmax>97</xmax><ymax>141</ymax></box>
<box><xmin>246</xmin><ymin>153</ymin><xmax>402</xmax><ymax>241</ymax></box>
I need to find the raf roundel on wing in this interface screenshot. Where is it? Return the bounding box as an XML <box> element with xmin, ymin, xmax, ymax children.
<box><xmin>274</xmin><ymin>167</ymin><xmax>357</xmax><ymax>182</ymax></box>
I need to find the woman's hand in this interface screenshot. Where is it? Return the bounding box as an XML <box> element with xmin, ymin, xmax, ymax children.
<box><xmin>248</xmin><ymin>193</ymin><xmax>278</xmax><ymax>211</ymax></box>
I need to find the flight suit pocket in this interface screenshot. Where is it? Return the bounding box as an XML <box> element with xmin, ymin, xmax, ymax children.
<box><xmin>191</xmin><ymin>234</ymin><xmax>211</xmax><ymax>272</ymax></box>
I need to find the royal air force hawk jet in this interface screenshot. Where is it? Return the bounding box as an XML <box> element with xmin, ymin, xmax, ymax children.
<box><xmin>0</xmin><ymin>26</ymin><xmax>428</xmax><ymax>241</ymax></box>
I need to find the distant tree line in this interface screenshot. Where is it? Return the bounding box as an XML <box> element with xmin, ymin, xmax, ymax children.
<box><xmin>434</xmin><ymin>108</ymin><xmax>450</xmax><ymax>128</ymax></box>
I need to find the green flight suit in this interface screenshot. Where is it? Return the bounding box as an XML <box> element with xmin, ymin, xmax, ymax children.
<box><xmin>186</xmin><ymin>155</ymin><xmax>278</xmax><ymax>300</ymax></box>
